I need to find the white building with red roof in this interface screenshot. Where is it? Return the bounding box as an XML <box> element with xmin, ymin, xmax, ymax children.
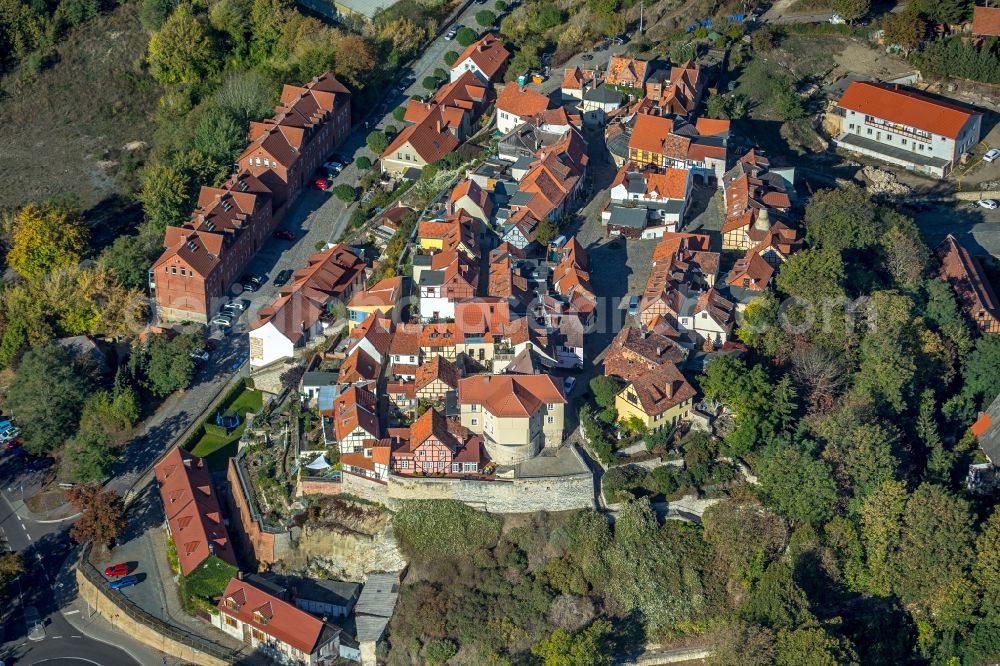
<box><xmin>450</xmin><ymin>33</ymin><xmax>510</xmax><ymax>84</ymax></box>
<box><xmin>831</xmin><ymin>81</ymin><xmax>981</xmax><ymax>177</ymax></box>
<box><xmin>216</xmin><ymin>577</ymin><xmax>342</xmax><ymax>665</ymax></box>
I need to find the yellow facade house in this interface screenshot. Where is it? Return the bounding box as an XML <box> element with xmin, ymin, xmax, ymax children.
<box><xmin>615</xmin><ymin>362</ymin><xmax>696</xmax><ymax>433</ymax></box>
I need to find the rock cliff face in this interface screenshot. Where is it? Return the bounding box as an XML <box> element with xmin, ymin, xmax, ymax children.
<box><xmin>275</xmin><ymin>498</ymin><xmax>406</xmax><ymax>581</ymax></box>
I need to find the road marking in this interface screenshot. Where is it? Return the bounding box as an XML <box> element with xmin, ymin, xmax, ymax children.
<box><xmin>65</xmin><ymin>610</ymin><xmax>80</xmax><ymax>615</ymax></box>
<box><xmin>21</xmin><ymin>523</ymin><xmax>27</xmax><ymax>531</ymax></box>
<box><xmin>72</xmin><ymin>634</ymin><xmax>82</xmax><ymax>638</ymax></box>
<box><xmin>52</xmin><ymin>635</ymin><xmax>63</xmax><ymax>638</ymax></box>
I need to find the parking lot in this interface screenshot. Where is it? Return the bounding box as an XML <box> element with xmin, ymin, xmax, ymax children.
<box><xmin>912</xmin><ymin>200</ymin><xmax>1000</xmax><ymax>259</ymax></box>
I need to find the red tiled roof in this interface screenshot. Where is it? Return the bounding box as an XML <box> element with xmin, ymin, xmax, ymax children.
<box><xmin>219</xmin><ymin>578</ymin><xmax>339</xmax><ymax>654</ymax></box>
<box><xmin>415</xmin><ymin>355</ymin><xmax>461</xmax><ymax>392</ymax></box>
<box><xmin>629</xmin><ymin>114</ymin><xmax>690</xmax><ymax>158</ymax></box>
<box><xmin>338</xmin><ymin>347</ymin><xmax>381</xmax><ymax>384</ymax></box>
<box><xmin>936</xmin><ymin>234</ymin><xmax>1000</xmax><ymax>331</ymax></box>
<box><xmin>154</xmin><ymin>448</ymin><xmax>237</xmax><ymax>575</ymax></box>
<box><xmin>695</xmin><ymin>117</ymin><xmax>730</xmax><ymax>136</ymax></box>
<box><xmin>458</xmin><ymin>374</ymin><xmax>565</xmax><ymax>417</ymax></box>
<box><xmin>328</xmin><ymin>385</ymin><xmax>379</xmax><ymax>441</ymax></box>
<box><xmin>624</xmin><ymin>361</ymin><xmax>696</xmax><ymax>416</ymax></box>
<box><xmin>605</xmin><ymin>56</ymin><xmax>649</xmax><ymax>88</ymax></box>
<box><xmin>382</xmin><ymin>105</ymin><xmax>460</xmax><ymax>164</ymax></box>
<box><xmin>497</xmin><ymin>84</ymin><xmax>553</xmax><ymax>119</ymax></box>
<box><xmin>837</xmin><ymin>81</ymin><xmax>980</xmax><ymax>139</ymax></box>
<box><xmin>973</xmin><ymin>412</ymin><xmax>994</xmax><ymax>439</ymax></box>
<box><xmin>974</xmin><ymin>6</ymin><xmax>1000</xmax><ymax>35</ymax></box>
<box><xmin>451</xmin><ymin>34</ymin><xmax>510</xmax><ymax>80</ymax></box>
<box><xmin>604</xmin><ymin>326</ymin><xmax>686</xmax><ymax>382</ymax></box>
<box><xmin>348</xmin><ymin>276</ymin><xmax>403</xmax><ymax>309</ymax></box>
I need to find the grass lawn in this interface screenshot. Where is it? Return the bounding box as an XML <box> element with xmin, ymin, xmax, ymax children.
<box><xmin>189</xmin><ymin>387</ymin><xmax>263</xmax><ymax>470</ymax></box>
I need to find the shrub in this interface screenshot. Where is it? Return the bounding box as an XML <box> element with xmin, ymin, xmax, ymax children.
<box><xmin>355</xmin><ymin>156</ymin><xmax>372</xmax><ymax>170</ymax></box>
<box><xmin>422</xmin><ymin>76</ymin><xmax>440</xmax><ymax>90</ymax></box>
<box><xmin>385</xmin><ymin>124</ymin><xmax>398</xmax><ymax>136</ymax></box>
<box><xmin>433</xmin><ymin>67</ymin><xmax>448</xmax><ymax>81</ymax></box>
<box><xmin>393</xmin><ymin>500</ymin><xmax>502</xmax><ymax>557</ymax></box>
<box><xmin>456</xmin><ymin>26</ymin><xmax>478</xmax><ymax>46</ymax></box>
<box><xmin>332</xmin><ymin>184</ymin><xmax>357</xmax><ymax>202</ymax></box>
<box><xmin>366</xmin><ymin>130</ymin><xmax>389</xmax><ymax>154</ymax></box>
<box><xmin>476</xmin><ymin>10</ymin><xmax>497</xmax><ymax>26</ymax></box>
<box><xmin>203</xmin><ymin>422</ymin><xmax>228</xmax><ymax>439</ymax></box>
<box><xmin>424</xmin><ymin>639</ymin><xmax>458</xmax><ymax>665</ymax></box>
<box><xmin>393</xmin><ymin>106</ymin><xmax>407</xmax><ymax>122</ymax></box>
<box><xmin>495</xmin><ymin>0</ymin><xmax>507</xmax><ymax>11</ymax></box>
<box><xmin>444</xmin><ymin>50</ymin><xmax>460</xmax><ymax>65</ymax></box>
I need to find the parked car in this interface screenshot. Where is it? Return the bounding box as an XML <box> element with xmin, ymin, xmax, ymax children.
<box><xmin>627</xmin><ymin>295</ymin><xmax>640</xmax><ymax>317</ymax></box>
<box><xmin>242</xmin><ymin>274</ymin><xmax>265</xmax><ymax>289</ymax></box>
<box><xmin>104</xmin><ymin>563</ymin><xmax>129</xmax><ymax>577</ymax></box>
<box><xmin>0</xmin><ymin>428</ymin><xmax>21</xmax><ymax>443</ymax></box>
<box><xmin>985</xmin><ymin>148</ymin><xmax>1000</xmax><ymax>163</ymax></box>
<box><xmin>222</xmin><ymin>300</ymin><xmax>246</xmax><ymax>312</ymax></box>
<box><xmin>110</xmin><ymin>575</ymin><xmax>139</xmax><ymax>590</ymax></box>
<box><xmin>445</xmin><ymin>26</ymin><xmax>458</xmax><ymax>39</ymax></box>
<box><xmin>273</xmin><ymin>269</ymin><xmax>293</xmax><ymax>287</ymax></box>
<box><xmin>323</xmin><ymin>160</ymin><xmax>344</xmax><ymax>176</ymax></box>
<box><xmin>581</xmin><ymin>53</ymin><xmax>594</xmax><ymax>61</ymax></box>
<box><xmin>563</xmin><ymin>377</ymin><xmax>577</xmax><ymax>395</ymax></box>
<box><xmin>978</xmin><ymin>199</ymin><xmax>999</xmax><ymax>210</ymax></box>
<box><xmin>272</xmin><ymin>229</ymin><xmax>295</xmax><ymax>241</ymax></box>
<box><xmin>189</xmin><ymin>349</ymin><xmax>210</xmax><ymax>364</ymax></box>
<box><xmin>5</xmin><ymin>438</ymin><xmax>21</xmax><ymax>450</ymax></box>
<box><xmin>211</xmin><ymin>315</ymin><xmax>233</xmax><ymax>327</ymax></box>
<box><xmin>25</xmin><ymin>606</ymin><xmax>43</xmax><ymax>642</ymax></box>
<box><xmin>829</xmin><ymin>13</ymin><xmax>845</xmax><ymax>23</ymax></box>
<box><xmin>313</xmin><ymin>175</ymin><xmax>330</xmax><ymax>190</ymax></box>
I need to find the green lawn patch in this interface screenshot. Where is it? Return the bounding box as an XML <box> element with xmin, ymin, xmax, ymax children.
<box><xmin>188</xmin><ymin>384</ymin><xmax>263</xmax><ymax>470</ymax></box>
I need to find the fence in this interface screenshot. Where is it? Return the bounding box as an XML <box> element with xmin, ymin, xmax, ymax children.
<box><xmin>78</xmin><ymin>542</ymin><xmax>245</xmax><ymax>663</ymax></box>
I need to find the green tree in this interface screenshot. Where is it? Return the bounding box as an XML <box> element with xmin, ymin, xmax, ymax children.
<box><xmin>857</xmin><ymin>480</ymin><xmax>907</xmax><ymax>596</ymax></box>
<box><xmin>424</xmin><ymin>638</ymin><xmax>458</xmax><ymax>665</ymax></box>
<box><xmin>881</xmin><ymin>9</ymin><xmax>925</xmax><ymax>50</ymax></box>
<box><xmin>911</xmin><ymin>0</ymin><xmax>970</xmax><ymax>25</ymax></box>
<box><xmin>355</xmin><ymin>156</ymin><xmax>372</xmax><ymax>170</ymax></box>
<box><xmin>923</xmin><ymin>279</ymin><xmax>971</xmax><ymax>353</ymax></box>
<box><xmin>532</xmin><ymin>619</ymin><xmax>613</xmax><ymax>666</ymax></box>
<box><xmin>535</xmin><ymin>217</ymin><xmax>559</xmax><ymax>246</ymax></box>
<box><xmin>140</xmin><ymin>0</ymin><xmax>177</xmax><ymax>31</ymax></box>
<box><xmin>893</xmin><ymin>484</ymin><xmax>974</xmax><ymax>615</ymax></box>
<box><xmin>139</xmin><ymin>162</ymin><xmax>190</xmax><ymax>233</ymax></box>
<box><xmin>803</xmin><ymin>184</ymin><xmax>878</xmax><ymax>252</ymax></box>
<box><xmin>775</xmin><ymin>627</ymin><xmax>859</xmax><ymax>666</ymax></box>
<box><xmin>758</xmin><ymin>447</ymin><xmax>838</xmax><ymax>526</ymax></box>
<box><xmin>707</xmin><ymin>621</ymin><xmax>776</xmax><ymax>666</ymax></box>
<box><xmin>740</xmin><ymin>561</ymin><xmax>813</xmax><ymax>631</ymax></box>
<box><xmin>422</xmin><ymin>75</ymin><xmax>440</xmax><ymax>90</ymax></box>
<box><xmin>456</xmin><ymin>26</ymin><xmax>478</xmax><ymax>46</ymax></box>
<box><xmin>916</xmin><ymin>389</ymin><xmax>951</xmax><ymax>483</ymax></box>
<box><xmin>974</xmin><ymin>510</ymin><xmax>1000</xmax><ymax>614</ymax></box>
<box><xmin>962</xmin><ymin>334</ymin><xmax>1000</xmax><ymax>404</ymax></box>
<box><xmin>7</xmin><ymin>202</ymin><xmax>89</xmax><ymax>281</ymax></box>
<box><xmin>136</xmin><ymin>332</ymin><xmax>199</xmax><ymax>397</ymax></box>
<box><xmin>193</xmin><ymin>106</ymin><xmax>245</xmax><ymax>167</ymax></box>
<box><xmin>751</xmin><ymin>27</ymin><xmax>776</xmax><ymax>52</ymax></box>
<box><xmin>496</xmin><ymin>0</ymin><xmax>507</xmax><ymax>10</ymax></box>
<box><xmin>392</xmin><ymin>105</ymin><xmax>407</xmax><ymax>122</ymax></box>
<box><xmin>99</xmin><ymin>234</ymin><xmax>160</xmax><ymax>291</ymax></box>
<box><xmin>65</xmin><ymin>425</ymin><xmax>114</xmax><ymax>483</ymax></box>
<box><xmin>214</xmin><ymin>70</ymin><xmax>276</xmax><ymax>123</ymax></box>
<box><xmin>444</xmin><ymin>50</ymin><xmax>459</xmax><ymax>65</ymax></box>
<box><xmin>476</xmin><ymin>10</ymin><xmax>497</xmax><ymax>26</ymax></box>
<box><xmin>366</xmin><ymin>130</ymin><xmax>389</xmax><ymax>155</ymax></box>
<box><xmin>6</xmin><ymin>344</ymin><xmax>93</xmax><ymax>455</ymax></box>
<box><xmin>832</xmin><ymin>0</ymin><xmax>870</xmax><ymax>22</ymax></box>
<box><xmin>589</xmin><ymin>376</ymin><xmax>620</xmax><ymax>409</ymax></box>
<box><xmin>331</xmin><ymin>184</ymin><xmax>357</xmax><ymax>202</ymax></box>
<box><xmin>147</xmin><ymin>4</ymin><xmax>219</xmax><ymax>85</ymax></box>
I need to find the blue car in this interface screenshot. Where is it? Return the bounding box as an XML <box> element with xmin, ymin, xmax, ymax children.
<box><xmin>110</xmin><ymin>575</ymin><xmax>139</xmax><ymax>590</ymax></box>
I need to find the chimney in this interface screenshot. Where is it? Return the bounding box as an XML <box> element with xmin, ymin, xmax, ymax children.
<box><xmin>237</xmin><ymin>571</ymin><xmax>243</xmax><ymax>580</ymax></box>
<box><xmin>656</xmin><ymin>346</ymin><xmax>662</xmax><ymax>356</ymax></box>
<box><xmin>437</xmin><ymin>119</ymin><xmax>442</xmax><ymax>133</ymax></box>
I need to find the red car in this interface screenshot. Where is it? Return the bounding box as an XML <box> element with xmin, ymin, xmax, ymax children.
<box><xmin>313</xmin><ymin>176</ymin><xmax>330</xmax><ymax>190</ymax></box>
<box><xmin>273</xmin><ymin>229</ymin><xmax>295</xmax><ymax>241</ymax></box>
<box><xmin>105</xmin><ymin>563</ymin><xmax>129</xmax><ymax>577</ymax></box>
<box><xmin>4</xmin><ymin>439</ymin><xmax>20</xmax><ymax>450</ymax></box>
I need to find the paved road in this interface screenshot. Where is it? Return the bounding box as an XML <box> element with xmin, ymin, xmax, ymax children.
<box><xmin>911</xmin><ymin>200</ymin><xmax>1000</xmax><ymax>258</ymax></box>
<box><xmin>0</xmin><ymin>485</ymin><xmax>144</xmax><ymax>665</ymax></box>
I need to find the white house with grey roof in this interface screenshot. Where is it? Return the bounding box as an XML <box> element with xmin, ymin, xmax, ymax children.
<box><xmin>581</xmin><ymin>84</ymin><xmax>623</xmax><ymax>126</ymax></box>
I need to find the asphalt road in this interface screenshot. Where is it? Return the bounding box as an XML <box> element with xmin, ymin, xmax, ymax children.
<box><xmin>912</xmin><ymin>200</ymin><xmax>1000</xmax><ymax>258</ymax></box>
<box><xmin>0</xmin><ymin>482</ymin><xmax>140</xmax><ymax>665</ymax></box>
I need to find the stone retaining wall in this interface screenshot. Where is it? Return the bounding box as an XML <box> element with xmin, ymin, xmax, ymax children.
<box><xmin>76</xmin><ymin>568</ymin><xmax>232</xmax><ymax>666</ymax></box>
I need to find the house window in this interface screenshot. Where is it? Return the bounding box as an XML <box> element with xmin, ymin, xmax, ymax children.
<box><xmin>451</xmin><ymin>462</ymin><xmax>461</xmax><ymax>472</ymax></box>
<box><xmin>400</xmin><ymin>460</ymin><xmax>410</xmax><ymax>468</ymax></box>
<box><xmin>471</xmin><ymin>418</ymin><xmax>478</xmax><ymax>425</ymax></box>
<box><xmin>547</xmin><ymin>416</ymin><xmax>554</xmax><ymax>424</ymax></box>
<box><xmin>470</xmin><ymin>404</ymin><xmax>479</xmax><ymax>412</ymax></box>
<box><xmin>171</xmin><ymin>267</ymin><xmax>177</xmax><ymax>274</ymax></box>
<box><xmin>224</xmin><ymin>615</ymin><xmax>238</xmax><ymax>628</ymax></box>
<box><xmin>463</xmin><ymin>462</ymin><xmax>477</xmax><ymax>472</ymax></box>
<box><xmin>251</xmin><ymin>628</ymin><xmax>266</xmax><ymax>642</ymax></box>
<box><xmin>546</xmin><ymin>403</ymin><xmax>554</xmax><ymax>410</ymax></box>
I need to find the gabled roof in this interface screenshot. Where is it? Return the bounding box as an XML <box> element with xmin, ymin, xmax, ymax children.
<box><xmin>154</xmin><ymin>448</ymin><xmax>237</xmax><ymax>575</ymax></box>
<box><xmin>604</xmin><ymin>325</ymin><xmax>686</xmax><ymax>382</ymax></box>
<box><xmin>382</xmin><ymin>105</ymin><xmax>460</xmax><ymax>164</ymax></box>
<box><xmin>451</xmin><ymin>34</ymin><xmax>510</xmax><ymax>80</ymax></box>
<box><xmin>415</xmin><ymin>355</ymin><xmax>461</xmax><ymax>392</ymax></box>
<box><xmin>497</xmin><ymin>84</ymin><xmax>554</xmax><ymax>120</ymax></box>
<box><xmin>350</xmin><ymin>312</ymin><xmax>394</xmax><ymax>357</ymax></box>
<box><xmin>727</xmin><ymin>253</ymin><xmax>774</xmax><ymax>290</ymax></box>
<box><xmin>328</xmin><ymin>385</ymin><xmax>379</xmax><ymax>441</ymax></box>
<box><xmin>250</xmin><ymin>245</ymin><xmax>364</xmax><ymax>342</ymax></box>
<box><xmin>389</xmin><ymin>323</ymin><xmax>422</xmax><ymax>356</ymax></box>
<box><xmin>621</xmin><ymin>361</ymin><xmax>696</xmax><ymax>416</ymax></box>
<box><xmin>348</xmin><ymin>276</ymin><xmax>403</xmax><ymax>309</ymax></box>
<box><xmin>936</xmin><ymin>234</ymin><xmax>1000</xmax><ymax>327</ymax></box>
<box><xmin>458</xmin><ymin>374</ymin><xmax>565</xmax><ymax>418</ymax></box>
<box><xmin>219</xmin><ymin>578</ymin><xmax>340</xmax><ymax>655</ymax></box>
<box><xmin>628</xmin><ymin>113</ymin><xmax>690</xmax><ymax>158</ymax></box>
<box><xmin>605</xmin><ymin>56</ymin><xmax>649</xmax><ymax>87</ymax></box>
<box><xmin>837</xmin><ymin>81</ymin><xmax>980</xmax><ymax>139</ymax></box>
<box><xmin>338</xmin><ymin>347</ymin><xmax>382</xmax><ymax>384</ymax></box>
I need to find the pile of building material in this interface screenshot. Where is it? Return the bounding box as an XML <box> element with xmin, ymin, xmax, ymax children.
<box><xmin>860</xmin><ymin>165</ymin><xmax>911</xmax><ymax>196</ymax></box>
